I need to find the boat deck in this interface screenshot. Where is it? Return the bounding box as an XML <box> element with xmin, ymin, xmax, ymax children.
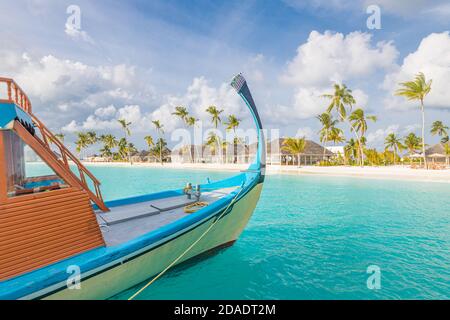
<box><xmin>96</xmin><ymin>187</ymin><xmax>237</xmax><ymax>246</ymax></box>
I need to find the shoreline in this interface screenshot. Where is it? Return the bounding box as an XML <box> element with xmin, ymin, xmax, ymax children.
<box><xmin>79</xmin><ymin>161</ymin><xmax>450</xmax><ymax>184</ymax></box>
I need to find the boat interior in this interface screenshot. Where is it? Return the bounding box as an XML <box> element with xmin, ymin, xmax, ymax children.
<box><xmin>96</xmin><ymin>186</ymin><xmax>239</xmax><ymax>246</ymax></box>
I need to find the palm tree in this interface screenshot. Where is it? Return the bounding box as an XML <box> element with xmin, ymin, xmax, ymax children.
<box><xmin>205</xmin><ymin>132</ymin><xmax>220</xmax><ymax>162</ymax></box>
<box><xmin>86</xmin><ymin>131</ymin><xmax>98</xmax><ymax>145</ymax></box>
<box><xmin>385</xmin><ymin>133</ymin><xmax>404</xmax><ymax>166</ymax></box>
<box><xmin>172</xmin><ymin>106</ymin><xmax>189</xmax><ymax>123</ymax></box>
<box><xmin>206</xmin><ymin>105</ymin><xmax>224</xmax><ymax>163</ymax></box>
<box><xmin>117</xmin><ymin>138</ymin><xmax>129</xmax><ymax>161</ymax></box>
<box><xmin>329</xmin><ymin>127</ymin><xmax>345</xmax><ymax>145</ymax></box>
<box><xmin>186</xmin><ymin>116</ymin><xmax>198</xmax><ymax>162</ymax></box>
<box><xmin>317</xmin><ymin>112</ymin><xmax>339</xmax><ymax>160</ymax></box>
<box><xmin>323</xmin><ymin>84</ymin><xmax>367</xmax><ymax>163</ymax></box>
<box><xmin>99</xmin><ymin>146</ymin><xmax>113</xmax><ymax>161</ymax></box>
<box><xmin>444</xmin><ymin>143</ymin><xmax>450</xmax><ymax>167</ymax></box>
<box><xmin>430</xmin><ymin>120</ymin><xmax>449</xmax><ymax>144</ymax></box>
<box><xmin>152</xmin><ymin>120</ymin><xmax>165</xmax><ymax>165</ymax></box>
<box><xmin>344</xmin><ymin>139</ymin><xmax>358</xmax><ymax>165</ymax></box>
<box><xmin>172</xmin><ymin>107</ymin><xmax>194</xmax><ymax>162</ymax></box>
<box><xmin>323</xmin><ymin>84</ymin><xmax>356</xmax><ymax>121</ymax></box>
<box><xmin>144</xmin><ymin>135</ymin><xmax>154</xmax><ymax>163</ymax></box>
<box><xmin>206</xmin><ymin>105</ymin><xmax>224</xmax><ymax>129</ymax></box>
<box><xmin>348</xmin><ymin>108</ymin><xmax>377</xmax><ymax>166</ymax></box>
<box><xmin>282</xmin><ymin>137</ymin><xmax>306</xmax><ymax>167</ymax></box>
<box><xmin>100</xmin><ymin>134</ymin><xmax>119</xmax><ymax>150</ymax></box>
<box><xmin>75</xmin><ymin>132</ymin><xmax>90</xmax><ymax>159</ymax></box>
<box><xmin>396</xmin><ymin>72</ymin><xmax>432</xmax><ymax>169</ymax></box>
<box><xmin>117</xmin><ymin>119</ymin><xmax>132</xmax><ymax>164</ymax></box>
<box><xmin>404</xmin><ymin>133</ymin><xmax>421</xmax><ymax>164</ymax></box>
<box><xmin>225</xmin><ymin>115</ymin><xmax>241</xmax><ymax>164</ymax></box>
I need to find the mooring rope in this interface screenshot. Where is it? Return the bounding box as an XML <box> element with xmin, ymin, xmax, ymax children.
<box><xmin>128</xmin><ymin>185</ymin><xmax>245</xmax><ymax>300</ymax></box>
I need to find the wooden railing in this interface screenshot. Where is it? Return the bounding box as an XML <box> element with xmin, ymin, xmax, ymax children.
<box><xmin>1</xmin><ymin>77</ymin><xmax>108</xmax><ymax>211</ymax></box>
<box><xmin>31</xmin><ymin>115</ymin><xmax>109</xmax><ymax>212</ymax></box>
<box><xmin>0</xmin><ymin>77</ymin><xmax>32</xmax><ymax>113</ymax></box>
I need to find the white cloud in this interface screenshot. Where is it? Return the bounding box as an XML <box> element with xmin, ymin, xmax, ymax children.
<box><xmin>94</xmin><ymin>105</ymin><xmax>117</xmax><ymax>118</ymax></box>
<box><xmin>282</xmin><ymin>31</ymin><xmax>398</xmax><ymax>87</ymax></box>
<box><xmin>149</xmin><ymin>77</ymin><xmax>245</xmax><ymax>132</ymax></box>
<box><xmin>65</xmin><ymin>24</ymin><xmax>95</xmax><ymax>45</ymax></box>
<box><xmin>275</xmin><ymin>30</ymin><xmax>395</xmax><ymax>120</ymax></box>
<box><xmin>0</xmin><ymin>50</ymin><xmax>155</xmax><ymax>131</ymax></box>
<box><xmin>294</xmin><ymin>127</ymin><xmax>314</xmax><ymax>139</ymax></box>
<box><xmin>62</xmin><ymin>77</ymin><xmax>246</xmax><ymax>135</ymax></box>
<box><xmin>383</xmin><ymin>32</ymin><xmax>450</xmax><ymax>111</ymax></box>
<box><xmin>367</xmin><ymin>124</ymin><xmax>399</xmax><ymax>144</ymax></box>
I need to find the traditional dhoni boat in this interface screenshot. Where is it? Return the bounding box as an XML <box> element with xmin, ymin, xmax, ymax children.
<box><xmin>0</xmin><ymin>74</ymin><xmax>265</xmax><ymax>299</ymax></box>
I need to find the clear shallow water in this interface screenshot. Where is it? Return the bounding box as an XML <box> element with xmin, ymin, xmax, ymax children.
<box><xmin>27</xmin><ymin>164</ymin><xmax>450</xmax><ymax>299</ymax></box>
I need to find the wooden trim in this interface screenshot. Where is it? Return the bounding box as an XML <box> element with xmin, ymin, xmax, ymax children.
<box><xmin>0</xmin><ymin>133</ymin><xmax>7</xmax><ymax>202</ymax></box>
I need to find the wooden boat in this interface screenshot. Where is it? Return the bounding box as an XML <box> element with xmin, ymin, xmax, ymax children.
<box><xmin>0</xmin><ymin>74</ymin><xmax>265</xmax><ymax>299</ymax></box>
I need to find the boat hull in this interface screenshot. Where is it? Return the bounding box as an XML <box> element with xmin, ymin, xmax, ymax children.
<box><xmin>39</xmin><ymin>182</ymin><xmax>263</xmax><ymax>300</ymax></box>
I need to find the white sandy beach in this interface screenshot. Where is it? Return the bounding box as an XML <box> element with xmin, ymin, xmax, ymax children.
<box><xmin>81</xmin><ymin>161</ymin><xmax>450</xmax><ymax>184</ymax></box>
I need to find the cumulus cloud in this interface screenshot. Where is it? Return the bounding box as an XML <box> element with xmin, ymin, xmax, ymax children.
<box><xmin>274</xmin><ymin>31</ymin><xmax>396</xmax><ymax>120</ymax></box>
<box><xmin>383</xmin><ymin>32</ymin><xmax>450</xmax><ymax>111</ymax></box>
<box><xmin>282</xmin><ymin>31</ymin><xmax>398</xmax><ymax>87</ymax></box>
<box><xmin>367</xmin><ymin>124</ymin><xmax>399</xmax><ymax>144</ymax></box>
<box><xmin>0</xmin><ymin>50</ymin><xmax>155</xmax><ymax>131</ymax></box>
<box><xmin>63</xmin><ymin>77</ymin><xmax>247</xmax><ymax>135</ymax></box>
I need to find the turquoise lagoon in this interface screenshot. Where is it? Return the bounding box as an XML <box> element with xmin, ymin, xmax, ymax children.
<box><xmin>27</xmin><ymin>164</ymin><xmax>450</xmax><ymax>299</ymax></box>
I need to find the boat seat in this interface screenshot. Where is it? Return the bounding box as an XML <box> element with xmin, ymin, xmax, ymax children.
<box><xmin>98</xmin><ymin>203</ymin><xmax>161</xmax><ymax>226</ymax></box>
<box><xmin>150</xmin><ymin>195</ymin><xmax>198</xmax><ymax>211</ymax></box>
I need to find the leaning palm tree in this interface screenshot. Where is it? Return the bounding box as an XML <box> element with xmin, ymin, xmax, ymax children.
<box><xmin>206</xmin><ymin>105</ymin><xmax>224</xmax><ymax>162</ymax></box>
<box><xmin>144</xmin><ymin>135</ymin><xmax>154</xmax><ymax>163</ymax></box>
<box><xmin>317</xmin><ymin>112</ymin><xmax>339</xmax><ymax>160</ymax></box>
<box><xmin>172</xmin><ymin>106</ymin><xmax>189</xmax><ymax>124</ymax></box>
<box><xmin>395</xmin><ymin>72</ymin><xmax>432</xmax><ymax>169</ymax></box>
<box><xmin>152</xmin><ymin>120</ymin><xmax>165</xmax><ymax>165</ymax></box>
<box><xmin>430</xmin><ymin>120</ymin><xmax>449</xmax><ymax>144</ymax></box>
<box><xmin>323</xmin><ymin>84</ymin><xmax>356</xmax><ymax>121</ymax></box>
<box><xmin>75</xmin><ymin>132</ymin><xmax>90</xmax><ymax>159</ymax></box>
<box><xmin>385</xmin><ymin>133</ymin><xmax>404</xmax><ymax>166</ymax></box>
<box><xmin>282</xmin><ymin>137</ymin><xmax>306</xmax><ymax>167</ymax></box>
<box><xmin>348</xmin><ymin>108</ymin><xmax>377</xmax><ymax>166</ymax></box>
<box><xmin>225</xmin><ymin>115</ymin><xmax>241</xmax><ymax>164</ymax></box>
<box><xmin>117</xmin><ymin>119</ymin><xmax>132</xmax><ymax>164</ymax></box>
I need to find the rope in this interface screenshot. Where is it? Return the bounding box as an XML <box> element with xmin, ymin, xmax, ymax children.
<box><xmin>128</xmin><ymin>185</ymin><xmax>244</xmax><ymax>300</ymax></box>
<box><xmin>184</xmin><ymin>202</ymin><xmax>209</xmax><ymax>214</ymax></box>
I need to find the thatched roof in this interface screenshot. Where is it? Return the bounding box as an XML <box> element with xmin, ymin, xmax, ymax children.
<box><xmin>265</xmin><ymin>138</ymin><xmax>334</xmax><ymax>156</ymax></box>
<box><xmin>425</xmin><ymin>142</ymin><xmax>449</xmax><ymax>156</ymax></box>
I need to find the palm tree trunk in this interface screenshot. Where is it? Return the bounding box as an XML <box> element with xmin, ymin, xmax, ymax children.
<box><xmin>420</xmin><ymin>100</ymin><xmax>427</xmax><ymax>170</ymax></box>
<box><xmin>348</xmin><ymin>120</ymin><xmax>364</xmax><ymax>167</ymax></box>
<box><xmin>393</xmin><ymin>148</ymin><xmax>397</xmax><ymax>166</ymax></box>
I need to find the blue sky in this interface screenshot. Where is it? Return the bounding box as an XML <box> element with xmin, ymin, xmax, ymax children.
<box><xmin>0</xmin><ymin>0</ymin><xmax>449</xmax><ymax>150</ymax></box>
